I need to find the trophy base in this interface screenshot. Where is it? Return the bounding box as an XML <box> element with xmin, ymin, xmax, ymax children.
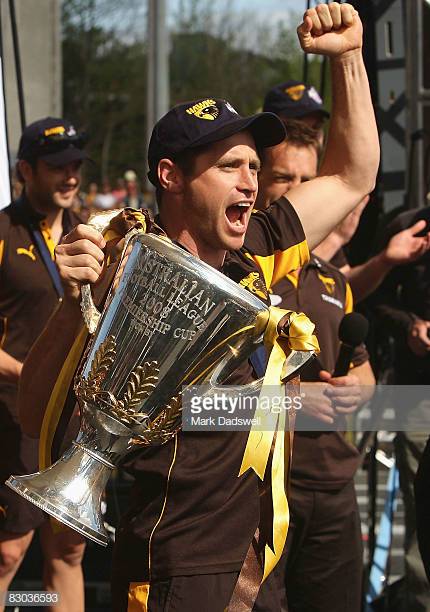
<box><xmin>6</xmin><ymin>442</ymin><xmax>113</xmax><ymax>547</ymax></box>
<box><xmin>6</xmin><ymin>475</ymin><xmax>108</xmax><ymax>546</ymax></box>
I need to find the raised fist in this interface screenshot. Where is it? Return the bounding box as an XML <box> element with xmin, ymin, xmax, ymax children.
<box><xmin>297</xmin><ymin>2</ymin><xmax>363</xmax><ymax>58</ymax></box>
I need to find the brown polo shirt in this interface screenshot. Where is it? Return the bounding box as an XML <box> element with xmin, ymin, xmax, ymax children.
<box><xmin>112</xmin><ymin>197</ymin><xmax>310</xmax><ymax>583</ymax></box>
<box><xmin>0</xmin><ymin>195</ymin><xmax>81</xmax><ymax>425</ymax></box>
<box><xmin>272</xmin><ymin>254</ymin><xmax>368</xmax><ymax>490</ymax></box>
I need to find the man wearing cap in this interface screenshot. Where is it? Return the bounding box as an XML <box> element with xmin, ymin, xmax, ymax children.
<box><xmin>263</xmin><ymin>79</ymin><xmax>329</xmax><ymax>133</ymax></box>
<box><xmin>0</xmin><ymin>117</ymin><xmax>87</xmax><ymax>611</ymax></box>
<box><xmin>19</xmin><ymin>5</ymin><xmax>379</xmax><ymax>611</ymax></box>
<box><xmin>253</xmin><ymin>117</ymin><xmax>374</xmax><ymax>612</ymax></box>
<box><xmin>256</xmin><ymin>119</ymin><xmax>322</xmax><ymax>210</ymax></box>
<box><xmin>262</xmin><ymin>82</ymin><xmax>430</xmax><ymax>303</ymax></box>
<box><xmin>256</xmin><ymin>81</ymin><xmax>430</xmax><ymax>610</ymax></box>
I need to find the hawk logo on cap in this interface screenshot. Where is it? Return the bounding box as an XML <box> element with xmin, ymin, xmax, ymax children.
<box><xmin>285</xmin><ymin>84</ymin><xmax>306</xmax><ymax>102</ymax></box>
<box><xmin>186</xmin><ymin>99</ymin><xmax>219</xmax><ymax>121</ymax></box>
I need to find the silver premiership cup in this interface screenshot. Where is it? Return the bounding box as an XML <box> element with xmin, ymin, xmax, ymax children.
<box><xmin>6</xmin><ymin>232</ymin><xmax>310</xmax><ymax>545</ymax></box>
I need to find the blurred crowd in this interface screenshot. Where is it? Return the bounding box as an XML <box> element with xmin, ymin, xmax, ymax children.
<box><xmin>11</xmin><ymin>167</ymin><xmax>157</xmax><ymax>222</ymax></box>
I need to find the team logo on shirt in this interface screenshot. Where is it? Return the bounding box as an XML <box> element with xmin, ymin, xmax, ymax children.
<box><xmin>186</xmin><ymin>99</ymin><xmax>219</xmax><ymax>121</ymax></box>
<box><xmin>318</xmin><ymin>273</ymin><xmax>335</xmax><ymax>295</ymax></box>
<box><xmin>285</xmin><ymin>84</ymin><xmax>306</xmax><ymax>101</ymax></box>
<box><xmin>239</xmin><ymin>272</ymin><xmax>268</xmax><ymax>300</ymax></box>
<box><xmin>17</xmin><ymin>244</ymin><xmax>36</xmax><ymax>261</ymax></box>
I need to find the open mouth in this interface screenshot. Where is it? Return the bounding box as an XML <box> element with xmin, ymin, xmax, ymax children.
<box><xmin>225</xmin><ymin>202</ymin><xmax>251</xmax><ymax>229</ymax></box>
<box><xmin>58</xmin><ymin>186</ymin><xmax>76</xmax><ymax>196</ymax></box>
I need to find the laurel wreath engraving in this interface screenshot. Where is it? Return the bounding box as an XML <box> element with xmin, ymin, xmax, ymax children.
<box><xmin>76</xmin><ymin>335</ymin><xmax>182</xmax><ymax>440</ymax></box>
<box><xmin>84</xmin><ymin>335</ymin><xmax>117</xmax><ymax>393</ymax></box>
<box><xmin>132</xmin><ymin>393</ymin><xmax>183</xmax><ymax>446</ymax></box>
<box><xmin>111</xmin><ymin>361</ymin><xmax>159</xmax><ymax>423</ymax></box>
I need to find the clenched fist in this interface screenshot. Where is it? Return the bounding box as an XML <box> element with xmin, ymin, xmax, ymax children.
<box><xmin>297</xmin><ymin>2</ymin><xmax>363</xmax><ymax>57</ymax></box>
<box><xmin>55</xmin><ymin>224</ymin><xmax>106</xmax><ymax>301</ymax></box>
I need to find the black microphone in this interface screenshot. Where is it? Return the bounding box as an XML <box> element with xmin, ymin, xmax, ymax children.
<box><xmin>333</xmin><ymin>312</ymin><xmax>369</xmax><ymax>377</ymax></box>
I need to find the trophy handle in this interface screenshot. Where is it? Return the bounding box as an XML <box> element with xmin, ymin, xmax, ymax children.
<box><xmin>207</xmin><ymin>349</ymin><xmax>315</xmax><ymax>395</ymax></box>
<box><xmin>81</xmin><ymin>211</ymin><xmax>141</xmax><ymax>334</ymax></box>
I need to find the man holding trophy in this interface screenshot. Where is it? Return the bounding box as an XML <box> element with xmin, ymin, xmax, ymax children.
<box><xmin>15</xmin><ymin>4</ymin><xmax>379</xmax><ymax>611</ymax></box>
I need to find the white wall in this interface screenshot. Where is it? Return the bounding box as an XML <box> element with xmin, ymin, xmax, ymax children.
<box><xmin>1</xmin><ymin>0</ymin><xmax>62</xmax><ymax>162</ymax></box>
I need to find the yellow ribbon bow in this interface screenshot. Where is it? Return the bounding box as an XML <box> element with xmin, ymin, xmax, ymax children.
<box><xmin>239</xmin><ymin>307</ymin><xmax>319</xmax><ymax>582</ymax></box>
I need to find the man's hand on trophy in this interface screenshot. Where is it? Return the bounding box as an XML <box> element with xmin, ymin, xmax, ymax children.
<box><xmin>55</xmin><ymin>224</ymin><xmax>106</xmax><ymax>301</ymax></box>
<box><xmin>297</xmin><ymin>2</ymin><xmax>362</xmax><ymax>58</ymax></box>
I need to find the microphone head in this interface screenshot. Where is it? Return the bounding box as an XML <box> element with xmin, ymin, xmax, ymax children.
<box><xmin>338</xmin><ymin>312</ymin><xmax>369</xmax><ymax>347</ymax></box>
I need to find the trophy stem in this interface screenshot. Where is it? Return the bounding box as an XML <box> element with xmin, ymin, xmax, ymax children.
<box><xmin>6</xmin><ymin>442</ymin><xmax>112</xmax><ymax>546</ymax></box>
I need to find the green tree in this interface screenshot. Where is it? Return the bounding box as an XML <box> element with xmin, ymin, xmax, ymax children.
<box><xmin>62</xmin><ymin>0</ymin><xmax>147</xmax><ymax>184</ymax></box>
<box><xmin>62</xmin><ymin>0</ymin><xmax>330</xmax><ymax>186</ymax></box>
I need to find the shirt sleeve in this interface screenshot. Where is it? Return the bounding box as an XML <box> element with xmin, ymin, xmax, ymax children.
<box><xmin>243</xmin><ymin>197</ymin><xmax>310</xmax><ymax>289</ymax></box>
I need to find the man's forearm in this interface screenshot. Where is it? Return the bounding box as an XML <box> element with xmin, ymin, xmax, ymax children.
<box><xmin>344</xmin><ymin>252</ymin><xmax>393</xmax><ymax>302</ymax></box>
<box><xmin>0</xmin><ymin>348</ymin><xmax>22</xmax><ymax>383</ymax></box>
<box><xmin>18</xmin><ymin>299</ymin><xmax>83</xmax><ymax>437</ymax></box>
<box><xmin>313</xmin><ymin>232</ymin><xmax>344</xmax><ymax>262</ymax></box>
<box><xmin>321</xmin><ymin>51</ymin><xmax>379</xmax><ymax>192</ymax></box>
<box><xmin>350</xmin><ymin>361</ymin><xmax>375</xmax><ymax>405</ymax></box>
<box><xmin>289</xmin><ymin>50</ymin><xmax>379</xmax><ymax>250</ymax></box>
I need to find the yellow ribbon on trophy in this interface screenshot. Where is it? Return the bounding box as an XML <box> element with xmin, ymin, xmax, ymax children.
<box><xmin>239</xmin><ymin>307</ymin><xmax>319</xmax><ymax>582</ymax></box>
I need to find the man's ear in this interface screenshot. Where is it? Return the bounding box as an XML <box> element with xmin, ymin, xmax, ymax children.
<box><xmin>17</xmin><ymin>159</ymin><xmax>34</xmax><ymax>183</ymax></box>
<box><xmin>158</xmin><ymin>159</ymin><xmax>184</xmax><ymax>194</ymax></box>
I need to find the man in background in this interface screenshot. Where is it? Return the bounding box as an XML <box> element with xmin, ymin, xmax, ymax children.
<box><xmin>123</xmin><ymin>169</ymin><xmax>145</xmax><ymax>210</ymax></box>
<box><xmin>257</xmin><ymin>92</ymin><xmax>430</xmax><ymax>610</ymax></box>
<box><xmin>373</xmin><ymin>207</ymin><xmax>430</xmax><ymax>611</ymax></box>
<box><xmin>0</xmin><ymin>117</ymin><xmax>87</xmax><ymax>612</ymax></box>
<box><xmin>262</xmin><ymin>80</ymin><xmax>430</xmax><ymax>301</ymax></box>
<box><xmin>256</xmin><ymin>117</ymin><xmax>374</xmax><ymax>611</ymax></box>
<box><xmin>263</xmin><ymin>79</ymin><xmax>329</xmax><ymax>133</ymax></box>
